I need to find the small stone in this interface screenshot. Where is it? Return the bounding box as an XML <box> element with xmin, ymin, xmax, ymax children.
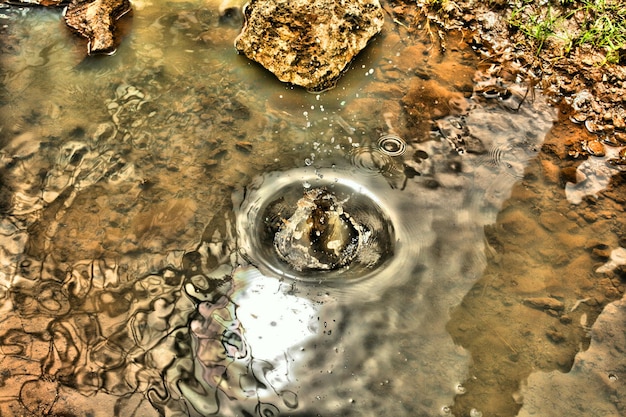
<box><xmin>585</xmin><ymin>239</ymin><xmax>609</xmax><ymax>250</ymax></box>
<box><xmin>559</xmin><ymin>314</ymin><xmax>572</xmax><ymax>324</ymax></box>
<box><xmin>546</xmin><ymin>329</ymin><xmax>565</xmax><ymax>343</ymax></box>
<box><xmin>523</xmin><ymin>297</ymin><xmax>565</xmax><ymax>311</ymax></box>
<box><xmin>560</xmin><ymin>166</ymin><xmax>578</xmax><ymax>183</ymax></box>
<box><xmin>582</xmin><ymin>140</ymin><xmax>606</xmax><ymax>157</ymax></box>
<box><xmin>235</xmin><ymin>141</ymin><xmax>253</xmax><ymax>153</ymax></box>
<box><xmin>592</xmin><ymin>247</ymin><xmax>612</xmax><ymax>260</ymax></box>
<box><xmin>539</xmin><ymin>211</ymin><xmax>566</xmax><ymax>233</ymax></box>
<box><xmin>581</xmin><ymin>210</ymin><xmax>598</xmax><ymax>223</ymax></box>
<box><xmin>585</xmin><ymin>120</ymin><xmax>603</xmax><ymax>133</ymax></box>
<box><xmin>612</xmin><ymin>113</ymin><xmax>626</xmax><ymax>129</ymax></box>
<box><xmin>615</xmin><ymin>132</ymin><xmax>626</xmax><ymax>144</ymax></box>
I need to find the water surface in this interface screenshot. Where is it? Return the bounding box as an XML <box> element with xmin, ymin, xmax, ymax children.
<box><xmin>0</xmin><ymin>2</ymin><xmax>624</xmax><ymax>417</ymax></box>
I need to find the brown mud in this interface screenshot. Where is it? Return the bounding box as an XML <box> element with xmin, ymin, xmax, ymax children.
<box><xmin>447</xmin><ymin>115</ymin><xmax>626</xmax><ymax>416</ymax></box>
<box><xmin>388</xmin><ymin>2</ymin><xmax>626</xmax><ymax>415</ymax></box>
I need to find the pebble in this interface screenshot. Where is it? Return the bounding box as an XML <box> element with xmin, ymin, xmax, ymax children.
<box><xmin>523</xmin><ymin>297</ymin><xmax>565</xmax><ymax>311</ymax></box>
<box><xmin>582</xmin><ymin>140</ymin><xmax>605</xmax><ymax>157</ymax></box>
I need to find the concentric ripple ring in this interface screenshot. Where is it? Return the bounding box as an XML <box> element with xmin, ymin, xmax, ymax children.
<box><xmin>233</xmin><ymin>167</ymin><xmax>418</xmax><ymax>297</ymax></box>
<box><xmin>377</xmin><ymin>134</ymin><xmax>407</xmax><ymax>156</ymax></box>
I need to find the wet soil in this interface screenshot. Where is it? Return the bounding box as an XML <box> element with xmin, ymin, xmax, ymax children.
<box><xmin>409</xmin><ymin>0</ymin><xmax>626</xmax><ymax>142</ymax></box>
<box><xmin>447</xmin><ymin>115</ymin><xmax>626</xmax><ymax>416</ymax></box>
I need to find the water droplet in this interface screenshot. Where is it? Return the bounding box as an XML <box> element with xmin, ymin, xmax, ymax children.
<box><xmin>456</xmin><ymin>383</ymin><xmax>466</xmax><ymax>394</ymax></box>
<box><xmin>608</xmin><ymin>373</ymin><xmax>618</xmax><ymax>381</ymax></box>
<box><xmin>304</xmin><ymin>158</ymin><xmax>312</xmax><ymax>166</ymax></box>
<box><xmin>441</xmin><ymin>406</ymin><xmax>452</xmax><ymax>415</ymax></box>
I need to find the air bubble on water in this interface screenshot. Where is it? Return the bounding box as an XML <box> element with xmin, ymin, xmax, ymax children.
<box><xmin>302</xmin><ymin>181</ymin><xmax>311</xmax><ymax>188</ymax></box>
<box><xmin>608</xmin><ymin>373</ymin><xmax>618</xmax><ymax>381</ymax></box>
<box><xmin>304</xmin><ymin>158</ymin><xmax>312</xmax><ymax>166</ymax></box>
<box><xmin>441</xmin><ymin>406</ymin><xmax>452</xmax><ymax>415</ymax></box>
<box><xmin>456</xmin><ymin>383</ymin><xmax>466</xmax><ymax>394</ymax></box>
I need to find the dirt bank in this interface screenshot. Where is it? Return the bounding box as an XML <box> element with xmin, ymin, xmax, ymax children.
<box><xmin>396</xmin><ymin>0</ymin><xmax>626</xmax><ymax>148</ymax></box>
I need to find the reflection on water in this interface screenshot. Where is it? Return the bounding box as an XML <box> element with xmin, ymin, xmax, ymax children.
<box><xmin>0</xmin><ymin>2</ymin><xmax>624</xmax><ymax>417</ymax></box>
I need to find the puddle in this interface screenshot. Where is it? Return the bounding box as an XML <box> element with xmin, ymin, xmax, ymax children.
<box><xmin>0</xmin><ymin>2</ymin><xmax>625</xmax><ymax>417</ymax></box>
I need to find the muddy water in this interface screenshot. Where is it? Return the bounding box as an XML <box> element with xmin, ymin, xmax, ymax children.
<box><xmin>0</xmin><ymin>2</ymin><xmax>624</xmax><ymax>417</ymax></box>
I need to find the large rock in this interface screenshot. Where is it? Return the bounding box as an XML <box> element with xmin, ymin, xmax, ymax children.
<box><xmin>234</xmin><ymin>0</ymin><xmax>384</xmax><ymax>92</ymax></box>
<box><xmin>64</xmin><ymin>0</ymin><xmax>132</xmax><ymax>55</ymax></box>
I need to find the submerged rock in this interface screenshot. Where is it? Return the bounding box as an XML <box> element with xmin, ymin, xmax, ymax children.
<box><xmin>234</xmin><ymin>0</ymin><xmax>384</xmax><ymax>91</ymax></box>
<box><xmin>64</xmin><ymin>0</ymin><xmax>131</xmax><ymax>55</ymax></box>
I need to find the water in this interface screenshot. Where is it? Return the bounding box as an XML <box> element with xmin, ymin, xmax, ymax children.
<box><xmin>1</xmin><ymin>2</ymin><xmax>625</xmax><ymax>417</ymax></box>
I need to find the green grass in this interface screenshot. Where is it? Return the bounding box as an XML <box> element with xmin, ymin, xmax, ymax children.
<box><xmin>509</xmin><ymin>0</ymin><xmax>626</xmax><ymax>64</ymax></box>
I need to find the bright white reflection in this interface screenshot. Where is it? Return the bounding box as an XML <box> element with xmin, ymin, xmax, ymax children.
<box><xmin>232</xmin><ymin>265</ymin><xmax>320</xmax><ymax>361</ymax></box>
<box><xmin>565</xmin><ymin>146</ymin><xmax>624</xmax><ymax>204</ymax></box>
<box><xmin>596</xmin><ymin>247</ymin><xmax>626</xmax><ymax>273</ymax></box>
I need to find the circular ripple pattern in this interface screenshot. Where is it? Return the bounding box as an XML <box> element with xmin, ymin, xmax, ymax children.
<box><xmin>377</xmin><ymin>134</ymin><xmax>407</xmax><ymax>156</ymax></box>
<box><xmin>236</xmin><ymin>168</ymin><xmax>398</xmax><ymax>284</ymax></box>
<box><xmin>348</xmin><ymin>146</ymin><xmax>394</xmax><ymax>175</ymax></box>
